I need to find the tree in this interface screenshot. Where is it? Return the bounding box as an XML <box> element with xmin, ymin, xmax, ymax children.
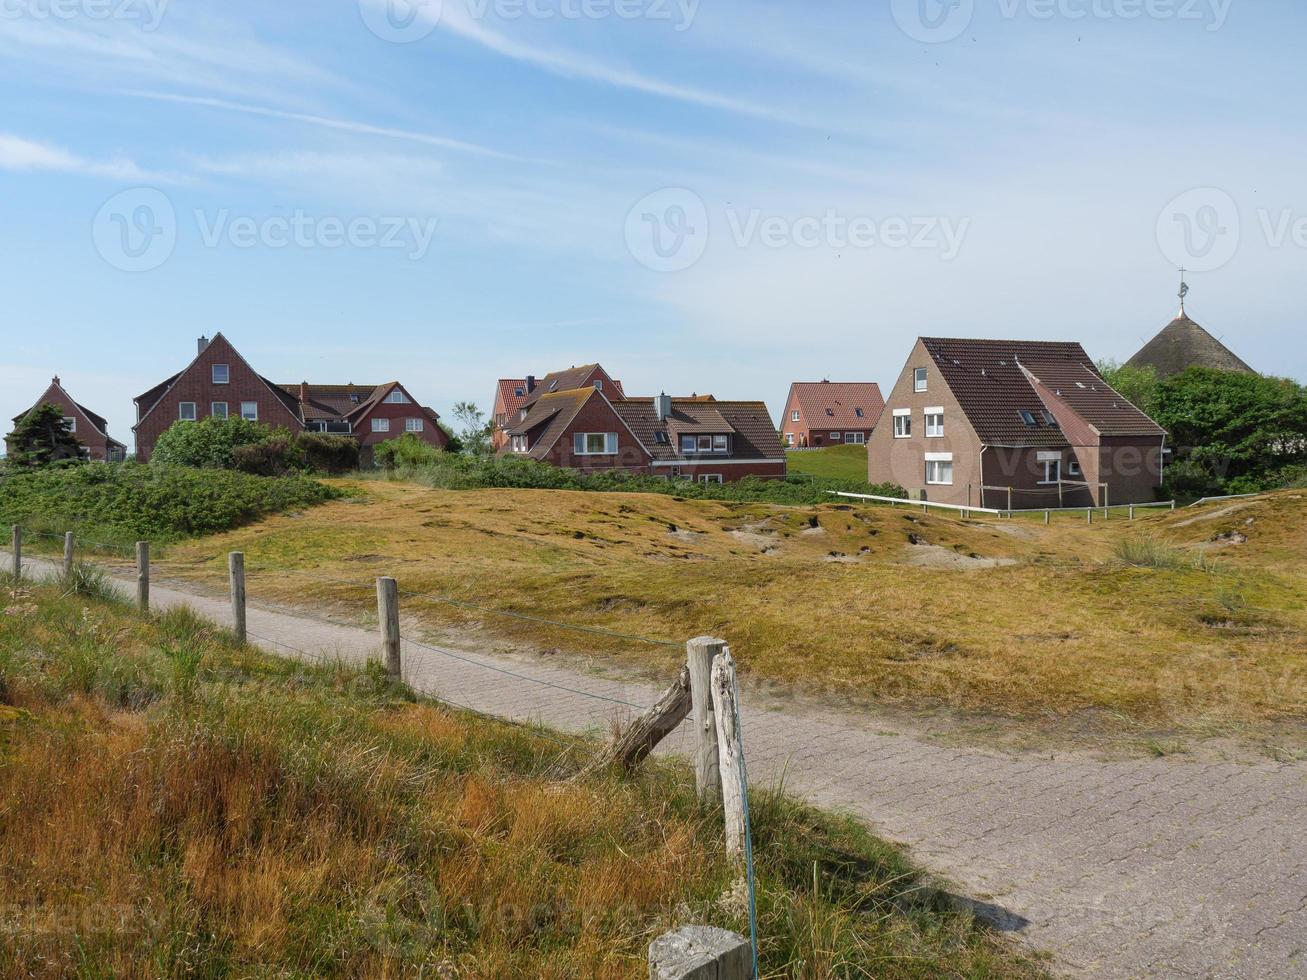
<box><xmin>1097</xmin><ymin>359</ymin><xmax>1159</xmax><ymax>418</ymax></box>
<box><xmin>4</xmin><ymin>403</ymin><xmax>84</xmax><ymax>468</ymax></box>
<box><xmin>452</xmin><ymin>401</ymin><xmax>492</xmax><ymax>456</ymax></box>
<box><xmin>1152</xmin><ymin>368</ymin><xmax>1307</xmax><ymax>494</ymax></box>
<box><xmin>150</xmin><ymin>417</ymin><xmax>274</xmax><ymax>469</ymax></box>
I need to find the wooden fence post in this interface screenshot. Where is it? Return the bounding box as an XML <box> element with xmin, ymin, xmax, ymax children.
<box><xmin>228</xmin><ymin>552</ymin><xmax>247</xmax><ymax>645</ymax></box>
<box><xmin>687</xmin><ymin>636</ymin><xmax>724</xmax><ymax>804</ymax></box>
<box><xmin>135</xmin><ymin>541</ymin><xmax>150</xmax><ymax>612</ymax></box>
<box><xmin>1129</xmin><ymin>505</ymin><xmax>1136</xmax><ymax>521</ymax></box>
<box><xmin>1086</xmin><ymin>509</ymin><xmax>1092</xmax><ymax>526</ymax></box>
<box><xmin>63</xmin><ymin>531</ymin><xmax>75</xmax><ymax>578</ymax></box>
<box><xmin>376</xmin><ymin>577</ymin><xmax>401</xmax><ymax>680</ymax></box>
<box><xmin>584</xmin><ymin>667</ymin><xmax>691</xmax><ymax>774</ymax></box>
<box><xmin>1007</xmin><ymin>487</ymin><xmax>1013</xmax><ymax>514</ymax></box>
<box><xmin>11</xmin><ymin>525</ymin><xmax>20</xmax><ymax>581</ymax></box>
<box><xmin>1044</xmin><ymin>510</ymin><xmax>1050</xmax><ymax>526</ymax></box>
<box><xmin>710</xmin><ymin>648</ymin><xmax>746</xmax><ymax>858</ymax></box>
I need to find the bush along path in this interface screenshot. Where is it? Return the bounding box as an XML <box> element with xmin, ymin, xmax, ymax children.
<box><xmin>11</xmin><ymin>551</ymin><xmax>1307</xmax><ymax>979</ymax></box>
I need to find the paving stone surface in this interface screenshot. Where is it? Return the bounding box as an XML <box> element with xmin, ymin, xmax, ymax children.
<box><xmin>14</xmin><ymin>554</ymin><xmax>1307</xmax><ymax>978</ymax></box>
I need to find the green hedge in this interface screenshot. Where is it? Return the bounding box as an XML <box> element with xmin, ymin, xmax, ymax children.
<box><xmin>0</xmin><ymin>462</ymin><xmax>343</xmax><ymax>547</ymax></box>
<box><xmin>373</xmin><ymin>448</ymin><xmax>906</xmax><ymax>505</ymax></box>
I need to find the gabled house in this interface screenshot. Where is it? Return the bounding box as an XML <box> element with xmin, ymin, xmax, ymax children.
<box><xmin>9</xmin><ymin>376</ymin><xmax>125</xmax><ymax>461</ymax></box>
<box><xmin>491</xmin><ymin>363</ymin><xmax>625</xmax><ymax>449</ymax></box>
<box><xmin>780</xmin><ymin>381</ymin><xmax>885</xmax><ymax>448</ymax></box>
<box><xmin>501</xmin><ymin>386</ymin><xmax>785</xmax><ymax>482</ymax></box>
<box><xmin>868</xmin><ymin>338</ymin><xmax>1166</xmax><ymax>508</ymax></box>
<box><xmin>133</xmin><ymin>334</ymin><xmax>448</xmax><ymax>463</ymax></box>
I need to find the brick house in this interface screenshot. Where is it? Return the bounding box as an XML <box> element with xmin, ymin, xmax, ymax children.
<box><xmin>491</xmin><ymin>364</ymin><xmax>624</xmax><ymax>449</ymax></box>
<box><xmin>133</xmin><ymin>334</ymin><xmax>448</xmax><ymax>463</ymax></box>
<box><xmin>780</xmin><ymin>381</ymin><xmax>885</xmax><ymax>448</ymax></box>
<box><xmin>501</xmin><ymin>386</ymin><xmax>785</xmax><ymax>482</ymax></box>
<box><xmin>868</xmin><ymin>338</ymin><xmax>1167</xmax><ymax>508</ymax></box>
<box><xmin>9</xmin><ymin>377</ymin><xmax>126</xmax><ymax>461</ymax></box>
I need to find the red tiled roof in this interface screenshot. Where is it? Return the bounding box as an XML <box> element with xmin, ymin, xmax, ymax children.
<box><xmin>495</xmin><ymin>379</ymin><xmax>530</xmax><ymax>424</ymax></box>
<box><xmin>505</xmin><ymin>387</ymin><xmax>604</xmax><ymax>460</ymax></box>
<box><xmin>788</xmin><ymin>381</ymin><xmax>884</xmax><ymax>429</ymax></box>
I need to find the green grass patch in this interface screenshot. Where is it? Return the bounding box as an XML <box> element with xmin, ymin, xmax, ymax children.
<box><xmin>0</xmin><ymin>461</ymin><xmax>343</xmax><ymax>550</ymax></box>
<box><xmin>0</xmin><ymin>582</ymin><xmax>1044</xmax><ymax>977</ymax></box>
<box><xmin>786</xmin><ymin>444</ymin><xmax>870</xmax><ymax>483</ymax></box>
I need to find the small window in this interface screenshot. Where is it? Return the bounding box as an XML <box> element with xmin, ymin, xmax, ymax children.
<box><xmin>1040</xmin><ymin>459</ymin><xmax>1062</xmax><ymax>484</ymax></box>
<box><xmin>790</xmin><ymin>410</ymin><xmax>800</xmax><ymax>422</ymax></box>
<box><xmin>350</xmin><ymin>393</ymin><xmax>361</xmax><ymax>404</ymax></box>
<box><xmin>925</xmin><ymin>412</ymin><xmax>944</xmax><ymax>438</ymax></box>
<box><xmin>712</xmin><ymin>434</ymin><xmax>728</xmax><ymax>453</ymax></box>
<box><xmin>825</xmin><ymin>408</ymin><xmax>835</xmax><ymax>417</ymax></box>
<box><xmin>511</xmin><ymin>435</ymin><xmax>528</xmax><ymax>453</ymax></box>
<box><xmin>855</xmin><ymin>408</ymin><xmax>864</xmax><ymax>418</ymax></box>
<box><xmin>514</xmin><ymin>388</ymin><xmax>525</xmax><ymax>397</ymax></box>
<box><xmin>62</xmin><ymin>416</ymin><xmax>77</xmax><ymax>433</ymax></box>
<box><xmin>1041</xmin><ymin>410</ymin><xmax>1060</xmax><ymax>429</ymax></box>
<box><xmin>573</xmin><ymin>432</ymin><xmax>617</xmax><ymax>455</ymax></box>
<box><xmin>406</xmin><ymin>418</ymin><xmax>424</xmax><ymax>433</ymax></box>
<box><xmin>241</xmin><ymin>402</ymin><xmax>258</xmax><ymax>421</ymax></box>
<box><xmin>830</xmin><ymin>431</ymin><xmax>842</xmax><ymax>441</ymax></box>
<box><xmin>893</xmin><ymin>414</ymin><xmax>911</xmax><ymax>438</ymax></box>
<box><xmin>1019</xmin><ymin>410</ymin><xmax>1038</xmax><ymax>428</ymax></box>
<box><xmin>1067</xmin><ymin>458</ymin><xmax>1082</xmax><ymax>477</ymax></box>
<box><xmin>212</xmin><ymin>364</ymin><xmax>229</xmax><ymax>385</ymax></box>
<box><xmin>699</xmin><ymin>474</ymin><xmax>723</xmax><ymax>484</ymax></box>
<box><xmin>211</xmin><ymin>402</ymin><xmax>228</xmax><ymax>419</ymax></box>
<box><xmin>681</xmin><ymin>434</ymin><xmax>697</xmax><ymax>453</ymax></box>
<box><xmin>654</xmin><ymin>431</ymin><xmax>669</xmax><ymax>445</ymax></box>
<box><xmin>785</xmin><ymin>433</ymin><xmax>795</xmax><ymax>446</ymax></box>
<box><xmin>372</xmin><ymin>418</ymin><xmax>390</xmax><ymax>433</ymax></box>
<box><xmin>925</xmin><ymin>459</ymin><xmax>953</xmax><ymax>485</ymax></box>
<box><xmin>594</xmin><ymin>380</ymin><xmax>602</xmax><ymax>390</ymax></box>
<box><xmin>914</xmin><ymin>367</ymin><xmax>928</xmax><ymax>392</ymax></box>
<box><xmin>385</xmin><ymin>389</ymin><xmax>410</xmax><ymax>404</ymax></box>
<box><xmin>845</xmin><ymin>432</ymin><xmax>866</xmax><ymax>445</ymax></box>
<box><xmin>179</xmin><ymin>402</ymin><xmax>196</xmax><ymax>421</ymax></box>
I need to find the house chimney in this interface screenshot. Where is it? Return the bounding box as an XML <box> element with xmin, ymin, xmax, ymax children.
<box><xmin>197</xmin><ymin>335</ymin><xmax>210</xmax><ymax>355</ymax></box>
<box><xmin>300</xmin><ymin>381</ymin><xmax>309</xmax><ymax>403</ymax></box>
<box><xmin>654</xmin><ymin>392</ymin><xmax>672</xmax><ymax>420</ymax></box>
<box><xmin>525</xmin><ymin>375</ymin><xmax>537</xmax><ymax>393</ymax></box>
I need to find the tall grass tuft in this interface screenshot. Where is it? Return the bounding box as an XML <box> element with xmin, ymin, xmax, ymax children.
<box><xmin>1113</xmin><ymin>536</ymin><xmax>1216</xmax><ymax>572</ymax></box>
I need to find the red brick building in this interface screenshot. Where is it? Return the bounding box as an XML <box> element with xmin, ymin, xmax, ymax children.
<box><xmin>868</xmin><ymin>338</ymin><xmax>1166</xmax><ymax>508</ymax></box>
<box><xmin>9</xmin><ymin>377</ymin><xmax>125</xmax><ymax>461</ymax></box>
<box><xmin>780</xmin><ymin>381</ymin><xmax>885</xmax><ymax>448</ymax></box>
<box><xmin>133</xmin><ymin>334</ymin><xmax>449</xmax><ymax>464</ymax></box>
<box><xmin>491</xmin><ymin>364</ymin><xmax>624</xmax><ymax>450</ymax></box>
<box><xmin>501</xmin><ymin>387</ymin><xmax>785</xmax><ymax>482</ymax></box>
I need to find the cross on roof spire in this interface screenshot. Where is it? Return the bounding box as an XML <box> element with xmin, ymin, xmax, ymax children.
<box><xmin>1178</xmin><ymin>267</ymin><xmax>1190</xmax><ymax>316</ymax></box>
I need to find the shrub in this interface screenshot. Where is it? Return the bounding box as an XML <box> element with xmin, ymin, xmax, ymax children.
<box><xmin>297</xmin><ymin>432</ymin><xmax>360</xmax><ymax>474</ymax></box>
<box><xmin>232</xmin><ymin>437</ymin><xmax>300</xmax><ymax>477</ymax></box>
<box><xmin>151</xmin><ymin>417</ymin><xmax>275</xmax><ymax>469</ymax></box>
<box><xmin>374</xmin><ymin>432</ymin><xmax>445</xmax><ymax>469</ymax></box>
<box><xmin>0</xmin><ymin>462</ymin><xmax>342</xmax><ymax>545</ymax></box>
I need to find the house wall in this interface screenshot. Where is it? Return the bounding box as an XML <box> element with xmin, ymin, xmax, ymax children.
<box><xmin>12</xmin><ymin>384</ymin><xmax>120</xmax><ymax>461</ymax></box>
<box><xmin>979</xmin><ymin>447</ymin><xmax>1093</xmax><ymax>509</ymax></box>
<box><xmin>134</xmin><ymin>337</ymin><xmax>302</xmax><ymax>461</ymax></box>
<box><xmin>868</xmin><ymin>339</ymin><xmax>984</xmax><ymax>506</ymax></box>
<box><xmin>1098</xmin><ymin>436</ymin><xmax>1166</xmax><ymax>505</ymax></box>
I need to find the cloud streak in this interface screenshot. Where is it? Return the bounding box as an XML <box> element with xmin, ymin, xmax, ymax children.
<box><xmin>0</xmin><ymin>133</ymin><xmax>180</xmax><ymax>183</ymax></box>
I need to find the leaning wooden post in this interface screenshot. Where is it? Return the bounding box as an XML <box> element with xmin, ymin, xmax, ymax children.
<box><xmin>710</xmin><ymin>648</ymin><xmax>746</xmax><ymax>858</ymax></box>
<box><xmin>687</xmin><ymin>636</ymin><xmax>724</xmax><ymax>804</ymax></box>
<box><xmin>376</xmin><ymin>577</ymin><xmax>401</xmax><ymax>680</ymax></box>
<box><xmin>228</xmin><ymin>552</ymin><xmax>247</xmax><ymax>645</ymax></box>
<box><xmin>62</xmin><ymin>531</ymin><xmax>75</xmax><ymax>578</ymax></box>
<box><xmin>11</xmin><ymin>525</ymin><xmax>21</xmax><ymax>581</ymax></box>
<box><xmin>135</xmin><ymin>541</ymin><xmax>150</xmax><ymax>611</ymax></box>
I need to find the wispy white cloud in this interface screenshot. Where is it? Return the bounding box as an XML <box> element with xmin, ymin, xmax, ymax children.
<box><xmin>0</xmin><ymin>133</ymin><xmax>180</xmax><ymax>183</ymax></box>
<box><xmin>124</xmin><ymin>91</ymin><xmax>533</xmax><ymax>162</ymax></box>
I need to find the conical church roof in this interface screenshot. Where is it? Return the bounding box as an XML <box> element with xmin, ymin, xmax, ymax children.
<box><xmin>1125</xmin><ymin>311</ymin><xmax>1254</xmax><ymax>379</ymax></box>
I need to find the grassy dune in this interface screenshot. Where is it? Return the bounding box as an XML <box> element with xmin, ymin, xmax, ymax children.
<box><xmin>145</xmin><ymin>482</ymin><xmax>1307</xmax><ymax>737</ymax></box>
<box><xmin>0</xmin><ymin>582</ymin><xmax>1041</xmax><ymax>978</ymax></box>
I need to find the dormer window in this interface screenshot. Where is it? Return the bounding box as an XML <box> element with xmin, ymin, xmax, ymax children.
<box><xmin>681</xmin><ymin>434</ymin><xmax>729</xmax><ymax>454</ymax></box>
<box><xmin>510</xmin><ymin>435</ymin><xmax>529</xmax><ymax>453</ymax></box>
<box><xmin>350</xmin><ymin>393</ymin><xmax>361</xmax><ymax>404</ymax></box>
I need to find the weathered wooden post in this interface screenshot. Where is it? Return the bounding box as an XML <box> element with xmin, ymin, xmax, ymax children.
<box><xmin>1007</xmin><ymin>487</ymin><xmax>1013</xmax><ymax>514</ymax></box>
<box><xmin>1129</xmin><ymin>505</ymin><xmax>1136</xmax><ymax>521</ymax></box>
<box><xmin>228</xmin><ymin>552</ymin><xmax>247</xmax><ymax>645</ymax></box>
<box><xmin>687</xmin><ymin>636</ymin><xmax>724</xmax><ymax>804</ymax></box>
<box><xmin>376</xmin><ymin>576</ymin><xmax>401</xmax><ymax>680</ymax></box>
<box><xmin>135</xmin><ymin>541</ymin><xmax>150</xmax><ymax>612</ymax></box>
<box><xmin>649</xmin><ymin>926</ymin><xmax>751</xmax><ymax>980</ymax></box>
<box><xmin>1086</xmin><ymin>509</ymin><xmax>1093</xmax><ymax>526</ymax></box>
<box><xmin>1171</xmin><ymin>500</ymin><xmax>1177</xmax><ymax>511</ymax></box>
<box><xmin>62</xmin><ymin>531</ymin><xmax>75</xmax><ymax>578</ymax></box>
<box><xmin>10</xmin><ymin>525</ymin><xmax>20</xmax><ymax>581</ymax></box>
<box><xmin>1044</xmin><ymin>510</ymin><xmax>1050</xmax><ymax>526</ymax></box>
<box><xmin>710</xmin><ymin>648</ymin><xmax>746</xmax><ymax>858</ymax></box>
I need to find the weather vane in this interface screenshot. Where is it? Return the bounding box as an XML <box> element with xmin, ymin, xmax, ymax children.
<box><xmin>1178</xmin><ymin>267</ymin><xmax>1189</xmax><ymax>315</ymax></box>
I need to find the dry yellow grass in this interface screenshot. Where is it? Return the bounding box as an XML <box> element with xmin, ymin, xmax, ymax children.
<box><xmin>150</xmin><ymin>481</ymin><xmax>1307</xmax><ymax>734</ymax></box>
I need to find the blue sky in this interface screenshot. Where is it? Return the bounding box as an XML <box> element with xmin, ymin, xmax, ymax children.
<box><xmin>2</xmin><ymin>0</ymin><xmax>1304</xmax><ymax>450</ymax></box>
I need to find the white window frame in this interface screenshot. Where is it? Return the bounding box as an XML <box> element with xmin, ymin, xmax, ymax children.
<box><xmin>925</xmin><ymin>452</ymin><xmax>954</xmax><ymax>486</ymax></box>
<box><xmin>845</xmin><ymin>432</ymin><xmax>866</xmax><ymax>445</ymax></box>
<box><xmin>1039</xmin><ymin>459</ymin><xmax>1062</xmax><ymax>485</ymax></box>
<box><xmin>574</xmin><ymin>432</ymin><xmax>618</xmax><ymax>456</ymax></box>
<box><xmin>240</xmin><ymin>402</ymin><xmax>258</xmax><ymax>421</ymax></box>
<box><xmin>699</xmin><ymin>474</ymin><xmax>723</xmax><ymax>484</ymax></box>
<box><xmin>178</xmin><ymin>402</ymin><xmax>197</xmax><ymax>421</ymax></box>
<box><xmin>914</xmin><ymin>367</ymin><xmax>928</xmax><ymax>392</ymax></box>
<box><xmin>924</xmin><ymin>408</ymin><xmax>944</xmax><ymax>438</ymax></box>
<box><xmin>784</xmin><ymin>432</ymin><xmax>795</xmax><ymax>446</ymax></box>
<box><xmin>62</xmin><ymin>416</ymin><xmax>77</xmax><ymax>433</ymax></box>
<box><xmin>211</xmin><ymin>402</ymin><xmax>228</xmax><ymax>419</ymax></box>
<box><xmin>790</xmin><ymin>410</ymin><xmax>800</xmax><ymax>422</ymax></box>
<box><xmin>372</xmin><ymin>418</ymin><xmax>390</xmax><ymax>433</ymax></box>
<box><xmin>593</xmin><ymin>379</ymin><xmax>603</xmax><ymax>390</ymax></box>
<box><xmin>510</xmin><ymin>434</ymin><xmax>528</xmax><ymax>453</ymax></box>
<box><xmin>892</xmin><ymin>409</ymin><xmax>911</xmax><ymax>439</ymax></box>
<box><xmin>830</xmin><ymin>431</ymin><xmax>842</xmax><ymax>441</ymax></box>
<box><xmin>1067</xmin><ymin>457</ymin><xmax>1082</xmax><ymax>477</ymax></box>
<box><xmin>405</xmin><ymin>418</ymin><xmax>424</xmax><ymax>433</ymax></box>
<box><xmin>385</xmin><ymin>389</ymin><xmax>410</xmax><ymax>404</ymax></box>
<box><xmin>211</xmin><ymin>364</ymin><xmax>230</xmax><ymax>385</ymax></box>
